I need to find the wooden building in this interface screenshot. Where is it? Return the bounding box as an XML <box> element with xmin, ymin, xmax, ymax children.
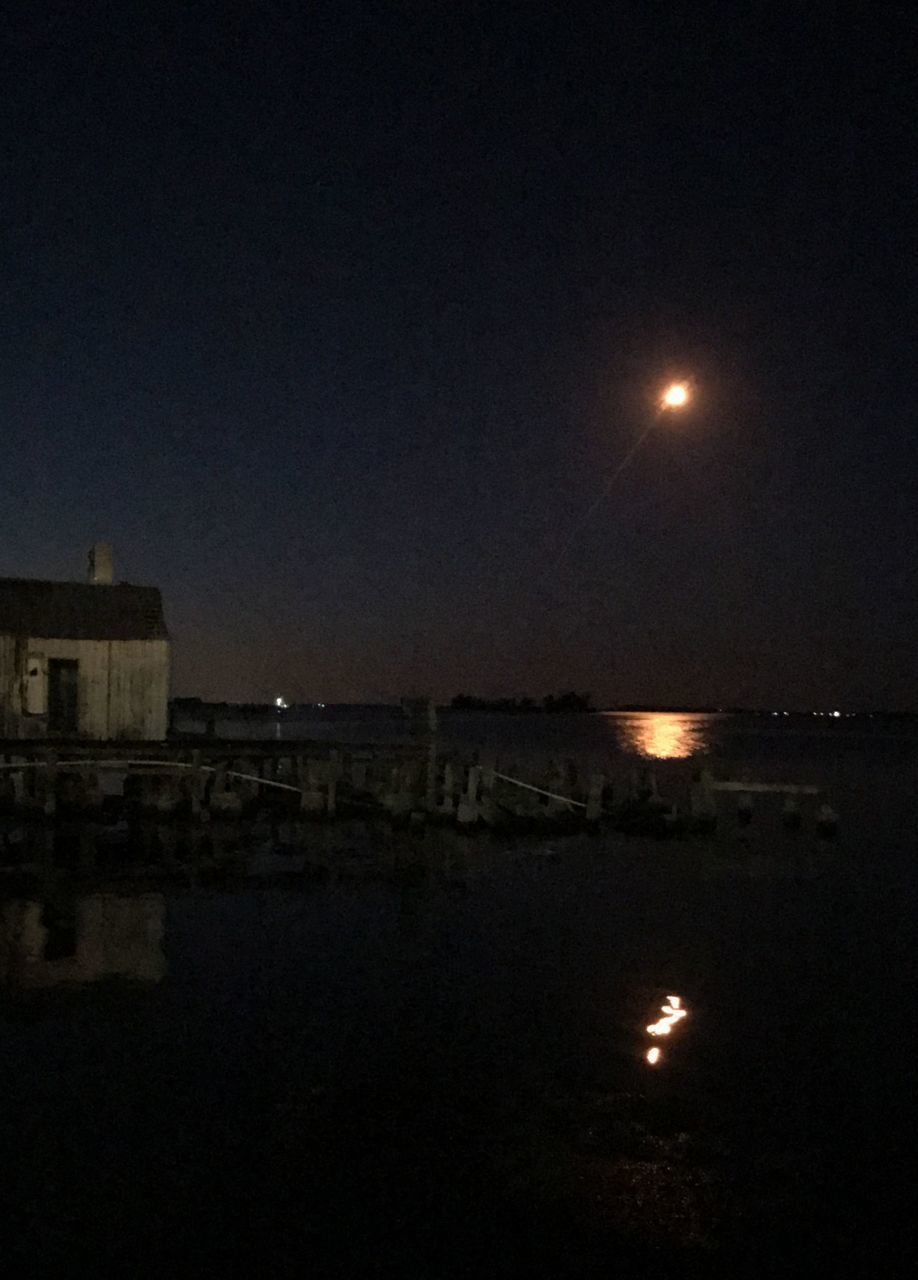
<box><xmin>0</xmin><ymin>544</ymin><xmax>169</xmax><ymax>740</ymax></box>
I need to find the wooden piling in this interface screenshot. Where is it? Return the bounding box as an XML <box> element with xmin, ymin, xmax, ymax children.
<box><xmin>585</xmin><ymin>772</ymin><xmax>605</xmax><ymax>823</ymax></box>
<box><xmin>439</xmin><ymin>762</ymin><xmax>455</xmax><ymax>817</ymax></box>
<box><xmin>190</xmin><ymin>749</ymin><xmax>208</xmax><ymax>821</ymax></box>
<box><xmin>0</xmin><ymin>757</ymin><xmax>16</xmax><ymax>811</ymax></box>
<box><xmin>689</xmin><ymin>769</ymin><xmax>717</xmax><ymax>831</ymax></box>
<box><xmin>298</xmin><ymin>756</ymin><xmax>324</xmax><ymax>815</ymax></box>
<box><xmin>43</xmin><ymin>751</ymin><xmax>58</xmax><ymax>818</ymax></box>
<box><xmin>479</xmin><ymin>759</ymin><xmax>497</xmax><ymax>826</ymax></box>
<box><xmin>425</xmin><ymin>740</ymin><xmax>438</xmax><ymax>813</ymax></box>
<box><xmin>545</xmin><ymin>761</ymin><xmax>570</xmax><ymax>817</ymax></box>
<box><xmin>457</xmin><ymin>766</ymin><xmax>480</xmax><ymax>826</ymax></box>
<box><xmin>326</xmin><ymin>773</ymin><xmax>337</xmax><ymax>819</ymax></box>
<box><xmin>209</xmin><ymin>765</ymin><xmax>243</xmax><ymax>817</ymax></box>
<box><xmin>81</xmin><ymin>768</ymin><xmax>103</xmax><ymax>814</ymax></box>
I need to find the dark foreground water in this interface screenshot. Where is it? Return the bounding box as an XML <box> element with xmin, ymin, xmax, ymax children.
<box><xmin>2</xmin><ymin>715</ymin><xmax>917</xmax><ymax>1275</ymax></box>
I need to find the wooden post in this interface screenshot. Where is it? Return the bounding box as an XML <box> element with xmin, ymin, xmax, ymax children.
<box><xmin>501</xmin><ymin>760</ymin><xmax>525</xmax><ymax>818</ymax></box>
<box><xmin>12</xmin><ymin>762</ymin><xmax>26</xmax><ymax>809</ymax></box>
<box><xmin>382</xmin><ymin>765</ymin><xmax>398</xmax><ymax>814</ymax></box>
<box><xmin>82</xmin><ymin>767</ymin><xmax>103</xmax><ymax>814</ymax></box>
<box><xmin>155</xmin><ymin>772</ymin><xmax>179</xmax><ymax>816</ymax></box>
<box><xmin>565</xmin><ymin>758</ymin><xmax>578</xmax><ymax>804</ymax></box>
<box><xmin>457</xmin><ymin>766</ymin><xmax>480</xmax><ymax>826</ymax></box>
<box><xmin>545</xmin><ymin>761</ymin><xmax>570</xmax><ymax>817</ymax></box>
<box><xmin>439</xmin><ymin>763</ymin><xmax>455</xmax><ymax>817</ymax></box>
<box><xmin>43</xmin><ymin>751</ymin><xmax>58</xmax><ymax>818</ymax></box>
<box><xmin>395</xmin><ymin>763</ymin><xmax>415</xmax><ymax>818</ymax></box>
<box><xmin>326</xmin><ymin>773</ymin><xmax>337</xmax><ymax>819</ymax></box>
<box><xmin>190</xmin><ymin>749</ymin><xmax>207</xmax><ymax>821</ymax></box>
<box><xmin>298</xmin><ymin>757</ymin><xmax>324</xmax><ymax>815</ymax></box>
<box><xmin>327</xmin><ymin>749</ymin><xmax>341</xmax><ymax>818</ymax></box>
<box><xmin>233</xmin><ymin>759</ymin><xmax>257</xmax><ymax>811</ymax></box>
<box><xmin>425</xmin><ymin>740</ymin><xmax>438</xmax><ymax>813</ymax></box>
<box><xmin>585</xmin><ymin>772</ymin><xmax>604</xmax><ymax>823</ymax></box>
<box><xmin>479</xmin><ymin>758</ymin><xmax>497</xmax><ymax>826</ymax></box>
<box><xmin>689</xmin><ymin>769</ymin><xmax>717</xmax><ymax>830</ymax></box>
<box><xmin>0</xmin><ymin>755</ymin><xmax>15</xmax><ymax>811</ymax></box>
<box><xmin>295</xmin><ymin>754</ymin><xmax>304</xmax><ymax>804</ymax></box>
<box><xmin>208</xmin><ymin>764</ymin><xmax>242</xmax><ymax>817</ymax></box>
<box><xmin>816</xmin><ymin>803</ymin><xmax>839</xmax><ymax>838</ymax></box>
<box><xmin>296</xmin><ymin>754</ymin><xmax>306</xmax><ymax>812</ymax></box>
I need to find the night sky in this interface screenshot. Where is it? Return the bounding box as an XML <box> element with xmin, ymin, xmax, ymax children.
<box><xmin>2</xmin><ymin>3</ymin><xmax>915</xmax><ymax>708</ymax></box>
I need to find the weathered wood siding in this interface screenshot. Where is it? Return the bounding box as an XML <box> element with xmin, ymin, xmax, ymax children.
<box><xmin>105</xmin><ymin>640</ymin><xmax>170</xmax><ymax>739</ymax></box>
<box><xmin>0</xmin><ymin>635</ymin><xmax>18</xmax><ymax>737</ymax></box>
<box><xmin>0</xmin><ymin>636</ymin><xmax>169</xmax><ymax>740</ymax></box>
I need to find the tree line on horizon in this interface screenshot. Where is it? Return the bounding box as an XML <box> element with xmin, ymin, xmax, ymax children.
<box><xmin>449</xmin><ymin>692</ymin><xmax>593</xmax><ymax>713</ymax></box>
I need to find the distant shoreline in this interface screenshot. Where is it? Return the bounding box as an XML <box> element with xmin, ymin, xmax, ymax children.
<box><xmin>170</xmin><ymin>699</ymin><xmax>916</xmax><ymax>720</ymax></box>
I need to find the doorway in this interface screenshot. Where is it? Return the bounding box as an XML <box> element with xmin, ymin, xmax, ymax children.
<box><xmin>48</xmin><ymin>659</ymin><xmax>79</xmax><ymax>734</ymax></box>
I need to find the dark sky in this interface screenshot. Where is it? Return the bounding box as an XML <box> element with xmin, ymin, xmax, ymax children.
<box><xmin>2</xmin><ymin>2</ymin><xmax>915</xmax><ymax>708</ymax></box>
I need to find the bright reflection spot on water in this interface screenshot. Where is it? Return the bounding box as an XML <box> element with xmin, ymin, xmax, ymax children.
<box><xmin>607</xmin><ymin>711</ymin><xmax>722</xmax><ymax>760</ymax></box>
<box><xmin>644</xmin><ymin>995</ymin><xmax>688</xmax><ymax>1066</ymax></box>
<box><xmin>647</xmin><ymin>996</ymin><xmax>688</xmax><ymax>1037</ymax></box>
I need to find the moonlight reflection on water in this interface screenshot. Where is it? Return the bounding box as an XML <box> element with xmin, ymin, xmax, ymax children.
<box><xmin>607</xmin><ymin>711</ymin><xmax>722</xmax><ymax>760</ymax></box>
<box><xmin>646</xmin><ymin>994</ymin><xmax>688</xmax><ymax>1037</ymax></box>
<box><xmin>643</xmin><ymin>995</ymin><xmax>689</xmax><ymax>1066</ymax></box>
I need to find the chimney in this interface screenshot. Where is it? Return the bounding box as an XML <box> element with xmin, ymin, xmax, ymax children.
<box><xmin>88</xmin><ymin>541</ymin><xmax>113</xmax><ymax>585</ymax></box>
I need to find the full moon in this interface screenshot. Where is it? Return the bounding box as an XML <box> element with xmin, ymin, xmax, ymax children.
<box><xmin>662</xmin><ymin>382</ymin><xmax>690</xmax><ymax>408</ymax></box>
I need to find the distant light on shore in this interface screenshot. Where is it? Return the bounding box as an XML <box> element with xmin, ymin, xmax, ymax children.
<box><xmin>646</xmin><ymin>1046</ymin><xmax>662</xmax><ymax>1065</ymax></box>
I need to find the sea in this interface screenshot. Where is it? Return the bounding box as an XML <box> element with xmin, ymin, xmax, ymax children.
<box><xmin>1</xmin><ymin>710</ymin><xmax>916</xmax><ymax>1275</ymax></box>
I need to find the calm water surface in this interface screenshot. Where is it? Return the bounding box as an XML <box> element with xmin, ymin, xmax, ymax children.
<box><xmin>2</xmin><ymin>714</ymin><xmax>916</xmax><ymax>1274</ymax></box>
<box><xmin>186</xmin><ymin>706</ymin><xmax>918</xmax><ymax>841</ymax></box>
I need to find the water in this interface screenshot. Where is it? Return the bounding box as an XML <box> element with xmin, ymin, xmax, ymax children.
<box><xmin>2</xmin><ymin>712</ymin><xmax>916</xmax><ymax>1273</ymax></box>
<box><xmin>178</xmin><ymin>706</ymin><xmax>918</xmax><ymax>843</ymax></box>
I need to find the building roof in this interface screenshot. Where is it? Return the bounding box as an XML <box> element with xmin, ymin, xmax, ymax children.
<box><xmin>0</xmin><ymin>579</ymin><xmax>168</xmax><ymax>642</ymax></box>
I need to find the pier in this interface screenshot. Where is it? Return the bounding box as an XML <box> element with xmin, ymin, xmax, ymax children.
<box><xmin>0</xmin><ymin>736</ymin><xmax>834</xmax><ymax>837</ymax></box>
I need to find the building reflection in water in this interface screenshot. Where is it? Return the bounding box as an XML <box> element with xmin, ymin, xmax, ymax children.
<box><xmin>607</xmin><ymin>711</ymin><xmax>722</xmax><ymax>760</ymax></box>
<box><xmin>0</xmin><ymin>893</ymin><xmax>166</xmax><ymax>991</ymax></box>
<box><xmin>0</xmin><ymin>816</ymin><xmax>482</xmax><ymax>995</ymax></box>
